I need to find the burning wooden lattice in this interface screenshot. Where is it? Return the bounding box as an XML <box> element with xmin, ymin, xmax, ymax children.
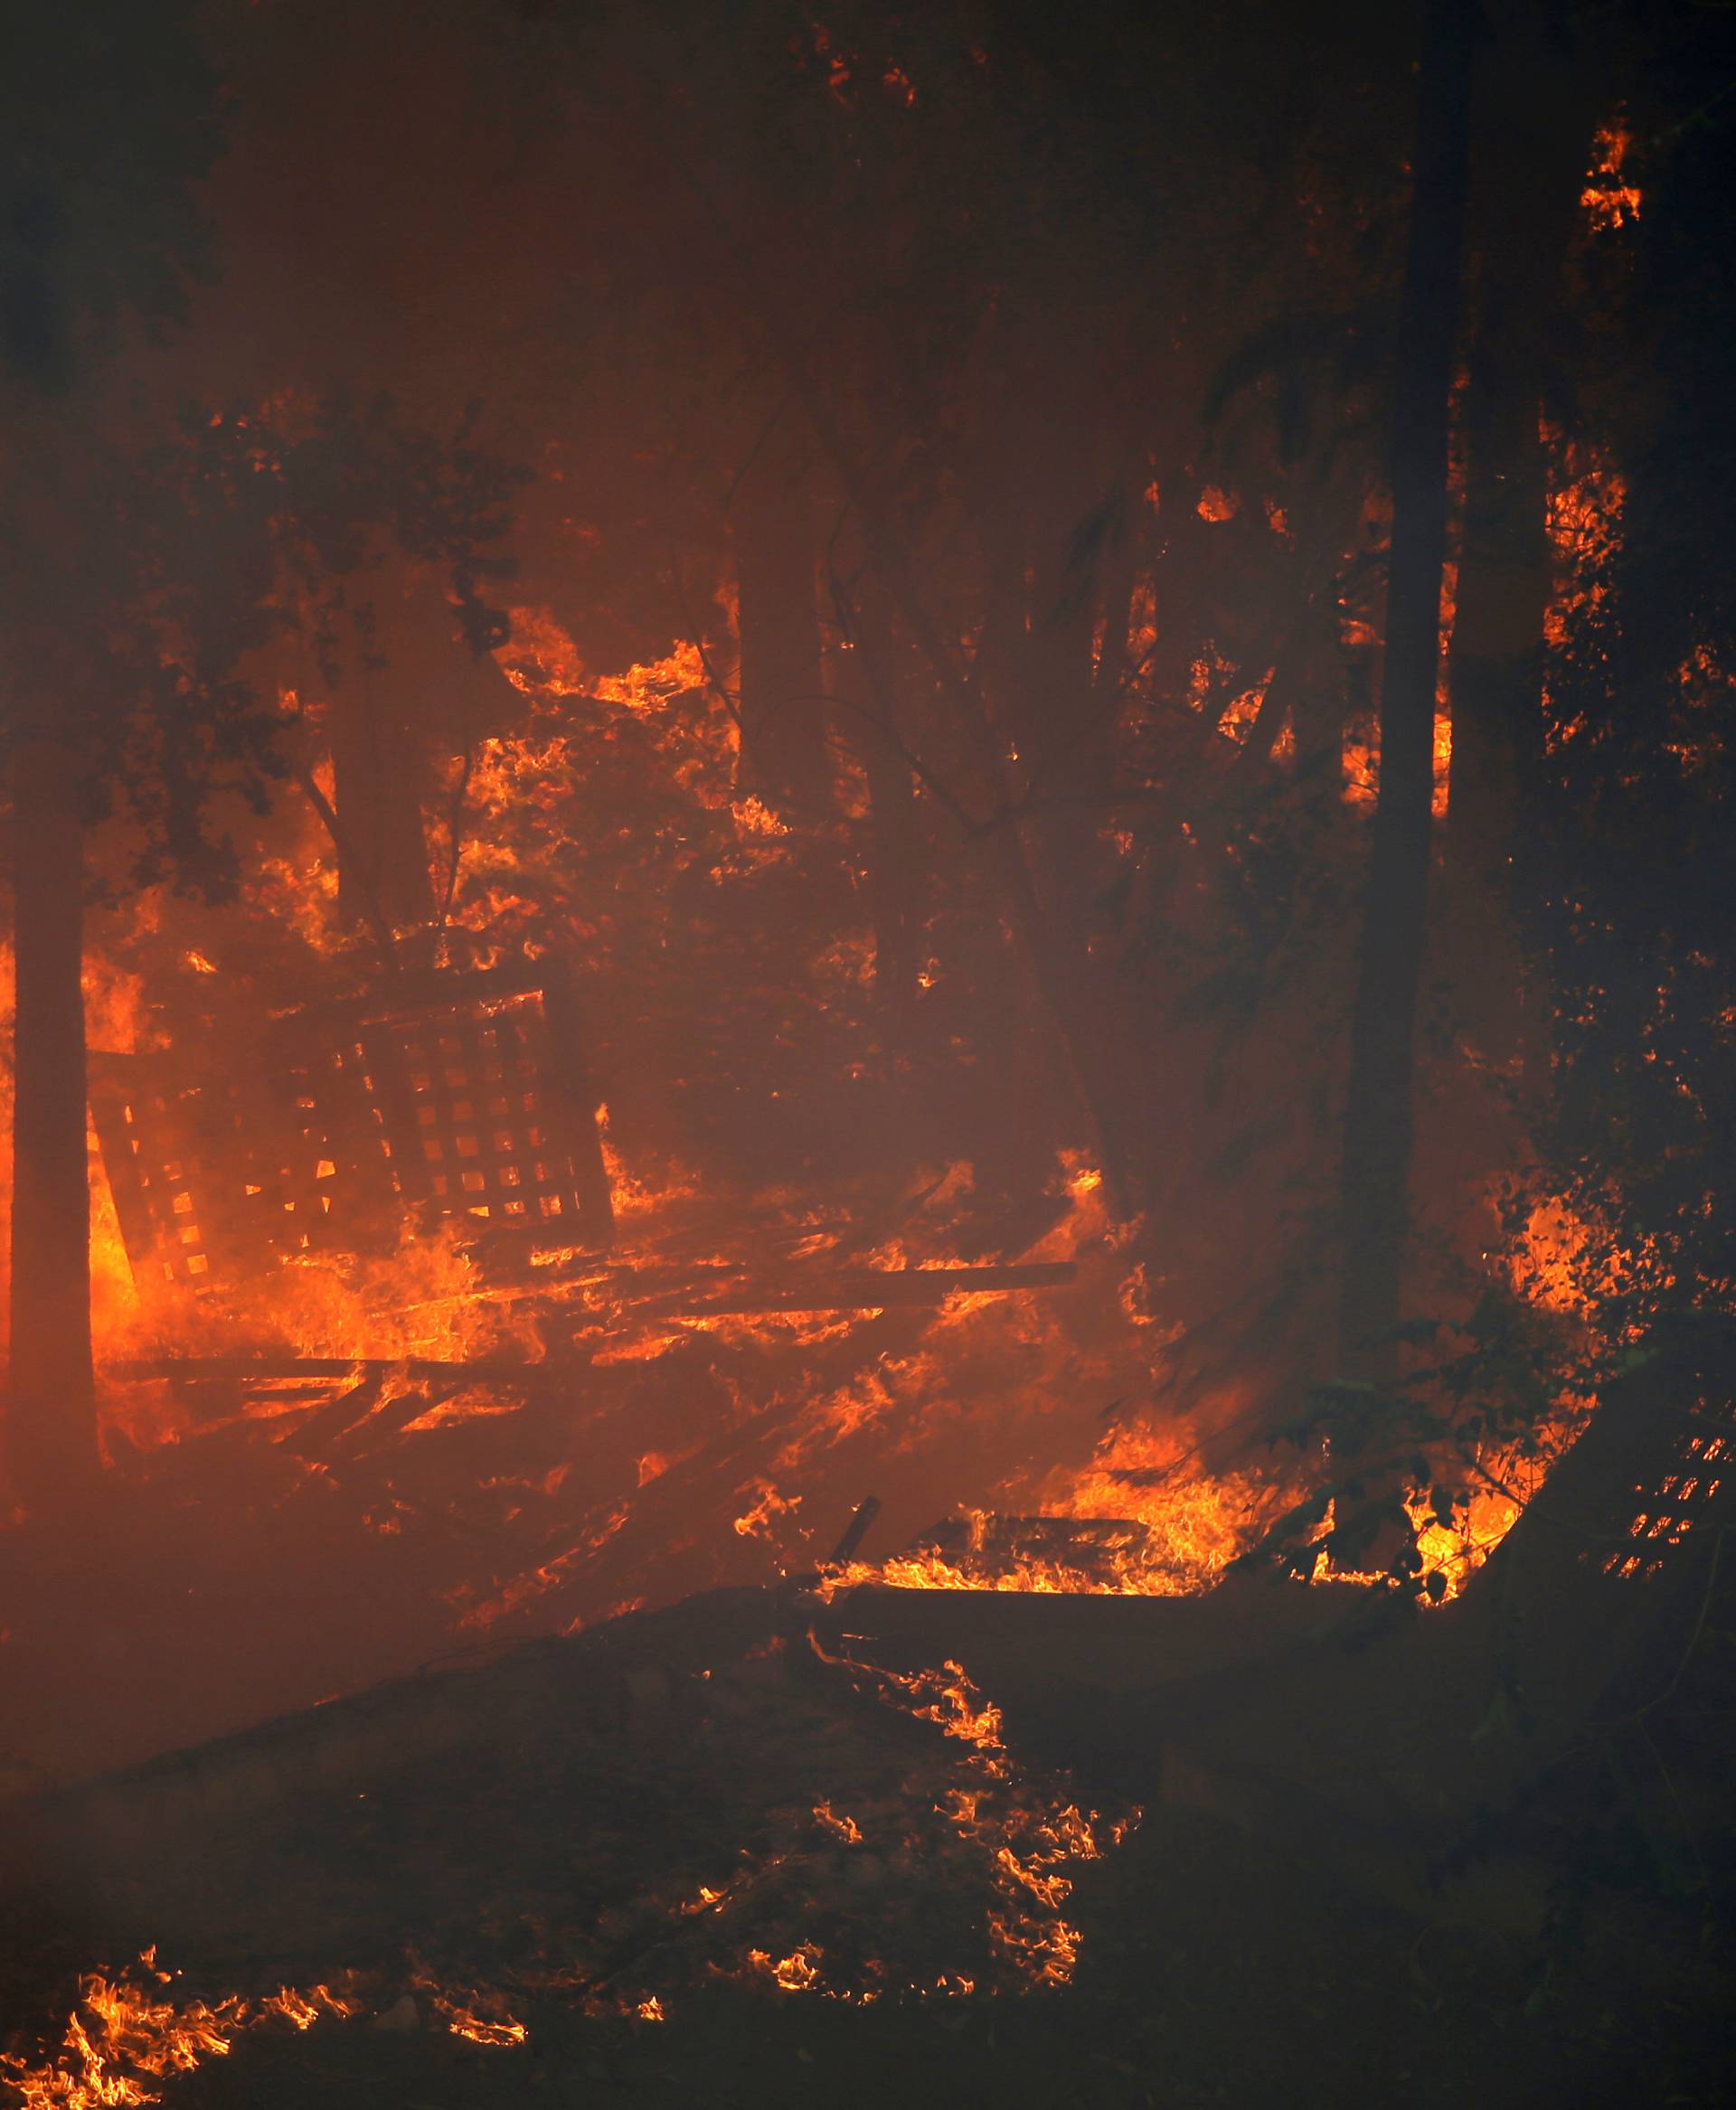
<box><xmin>1489</xmin><ymin>1320</ymin><xmax>1736</xmax><ymax>1596</ymax></box>
<box><xmin>355</xmin><ymin>985</ymin><xmax>603</xmax><ymax>1231</ymax></box>
<box><xmin>90</xmin><ymin>1048</ymin><xmax>368</xmax><ymax>1288</ymax></box>
<box><xmin>91</xmin><ymin>966</ymin><xmax>613</xmax><ymax>1288</ymax></box>
<box><xmin>1610</xmin><ymin>1379</ymin><xmax>1736</xmax><ymax>1579</ymax></box>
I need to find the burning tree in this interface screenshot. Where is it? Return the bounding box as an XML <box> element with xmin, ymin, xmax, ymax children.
<box><xmin>0</xmin><ymin>2</ymin><xmax>527</xmax><ymax>1508</ymax></box>
<box><xmin>1</xmin><ymin>0</ymin><xmax>231</xmax><ymax>1509</ymax></box>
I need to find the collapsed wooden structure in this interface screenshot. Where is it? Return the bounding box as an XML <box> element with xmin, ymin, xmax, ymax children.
<box><xmin>89</xmin><ymin>957</ymin><xmax>1082</xmax><ymax>1444</ymax></box>
<box><xmin>40</xmin><ymin>1320</ymin><xmax>1736</xmax><ymax>1847</ymax></box>
<box><xmin>90</xmin><ymin>964</ymin><xmax>617</xmax><ymax>1289</ymax></box>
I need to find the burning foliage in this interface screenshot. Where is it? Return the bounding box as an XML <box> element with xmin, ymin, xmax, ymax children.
<box><xmin>1</xmin><ymin>1606</ymin><xmax>1135</xmax><ymax>2105</ymax></box>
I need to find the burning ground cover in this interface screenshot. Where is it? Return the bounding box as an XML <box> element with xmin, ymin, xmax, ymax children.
<box><xmin>5</xmin><ymin>1130</ymin><xmax>1278</xmax><ymax>1783</ymax></box>
<box><xmin>0</xmin><ymin>1006</ymin><xmax>1625</xmax><ymax>1795</ymax></box>
<box><xmin>0</xmin><ymin>1597</ymin><xmax>1138</xmax><ymax>2106</ymax></box>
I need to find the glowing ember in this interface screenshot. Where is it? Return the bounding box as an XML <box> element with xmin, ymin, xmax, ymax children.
<box><xmin>745</xmin><ymin>1945</ymin><xmax>825</xmax><ymax>1993</ymax></box>
<box><xmin>1580</xmin><ymin>117</ymin><xmax>1641</xmax><ymax>234</ymax></box>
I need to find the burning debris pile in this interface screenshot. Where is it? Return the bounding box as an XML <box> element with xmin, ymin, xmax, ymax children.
<box><xmin>1</xmin><ymin>1057</ymin><xmax>1633</xmax><ymax>1795</ymax></box>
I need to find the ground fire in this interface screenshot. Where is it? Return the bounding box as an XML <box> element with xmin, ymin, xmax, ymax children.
<box><xmin>2</xmin><ymin>3</ymin><xmax>1734</xmax><ymax>2105</ymax></box>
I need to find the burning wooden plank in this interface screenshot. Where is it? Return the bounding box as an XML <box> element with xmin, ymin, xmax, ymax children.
<box><xmin>647</xmin><ymin>1259</ymin><xmax>1078</xmax><ymax>1317</ymax></box>
<box><xmin>108</xmin><ymin>1354</ymin><xmax>572</xmax><ymax>1436</ymax></box>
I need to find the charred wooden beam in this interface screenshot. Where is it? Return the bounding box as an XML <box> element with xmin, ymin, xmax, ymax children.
<box><xmin>108</xmin><ymin>1355</ymin><xmax>571</xmax><ymax>1427</ymax></box>
<box><xmin>279</xmin><ymin>1371</ymin><xmax>388</xmax><ymax>1458</ymax></box>
<box><xmin>828</xmin><ymin>1494</ymin><xmax>882</xmax><ymax>1565</ymax></box>
<box><xmin>655</xmin><ymin>1260</ymin><xmax>1078</xmax><ymax>1316</ymax></box>
<box><xmin>108</xmin><ymin>1263</ymin><xmax>1074</xmax><ymax>1426</ymax></box>
<box><xmin>110</xmin><ymin>1355</ymin><xmax>562</xmax><ymax>1381</ymax></box>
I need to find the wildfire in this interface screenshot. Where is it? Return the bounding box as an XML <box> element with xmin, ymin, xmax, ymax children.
<box><xmin>423</xmin><ymin>1996</ymin><xmax>529</xmax><ymax>2048</ymax></box>
<box><xmin>829</xmin><ymin>1649</ymin><xmax>1133</xmax><ymax>1990</ymax></box>
<box><xmin>101</xmin><ymin>1213</ymin><xmax>535</xmax><ymax>1378</ymax></box>
<box><xmin>1048</xmin><ymin>1427</ymin><xmax>1277</xmax><ymax>1586</ymax></box>
<box><xmin>1407</xmin><ymin>1478</ymin><xmax>1529</xmax><ymax>1599</ymax></box>
<box><xmin>745</xmin><ymin>1945</ymin><xmax>825</xmax><ymax>1993</ymax></box>
<box><xmin>1581</xmin><ymin>116</ymin><xmax>1641</xmax><ymax>235</ymax></box>
<box><xmin>0</xmin><ymin>1962</ymin><xmax>360</xmax><ymax>2110</ymax></box>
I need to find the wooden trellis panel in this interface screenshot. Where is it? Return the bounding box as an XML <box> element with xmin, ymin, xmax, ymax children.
<box><xmin>1488</xmin><ymin>1321</ymin><xmax>1736</xmax><ymax>1598</ymax></box>
<box><xmin>335</xmin><ymin>981</ymin><xmax>612</xmax><ymax>1239</ymax></box>
<box><xmin>89</xmin><ymin>1049</ymin><xmax>369</xmax><ymax>1287</ymax></box>
<box><xmin>1608</xmin><ymin>1378</ymin><xmax>1735</xmax><ymax>1580</ymax></box>
<box><xmin>91</xmin><ymin>967</ymin><xmax>613</xmax><ymax>1291</ymax></box>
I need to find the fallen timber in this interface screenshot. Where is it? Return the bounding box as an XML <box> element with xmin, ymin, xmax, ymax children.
<box><xmin>109</xmin><ymin>1355</ymin><xmax>563</xmax><ymax>1383</ymax></box>
<box><xmin>110</xmin><ymin>1258</ymin><xmax>1077</xmax><ymax>1371</ymax></box>
<box><xmin>0</xmin><ymin>1580</ymin><xmax>1300</xmax><ymax>1966</ymax></box>
<box><xmin>108</xmin><ymin>1262</ymin><xmax>1078</xmax><ymax>1407</ymax></box>
<box><xmin>635</xmin><ymin>1258</ymin><xmax>1077</xmax><ymax>1316</ymax></box>
<box><xmin>2</xmin><ymin>1549</ymin><xmax>1717</xmax><ymax>2108</ymax></box>
<box><xmin>56</xmin><ymin>1317</ymin><xmax>1729</xmax><ymax>1988</ymax></box>
<box><xmin>7</xmin><ymin>1308</ymin><xmax>1733</xmax><ymax>2010</ymax></box>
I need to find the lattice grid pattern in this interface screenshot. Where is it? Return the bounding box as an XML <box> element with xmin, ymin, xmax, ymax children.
<box><xmin>90</xmin><ymin>1053</ymin><xmax>357</xmax><ymax>1287</ymax></box>
<box><xmin>1608</xmin><ymin>1386</ymin><xmax>1736</xmax><ymax>1580</ymax></box>
<box><xmin>91</xmin><ymin>975</ymin><xmax>610</xmax><ymax>1290</ymax></box>
<box><xmin>356</xmin><ymin>993</ymin><xmax>582</xmax><ymax>1228</ymax></box>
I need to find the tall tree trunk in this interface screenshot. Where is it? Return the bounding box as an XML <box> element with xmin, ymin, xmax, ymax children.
<box><xmin>1019</xmin><ymin>475</ymin><xmax>1127</xmax><ymax>913</ymax></box>
<box><xmin>732</xmin><ymin>424</ymin><xmax>829</xmax><ymax>812</ymax></box>
<box><xmin>5</xmin><ymin>736</ymin><xmax>99</xmax><ymax>1509</ymax></box>
<box><xmin>968</xmin><ymin>493</ymin><xmax>1147</xmax><ymax>1206</ymax></box>
<box><xmin>1337</xmin><ymin>0</ymin><xmax>1476</xmax><ymax>1380</ymax></box>
<box><xmin>330</xmin><ymin>668</ymin><xmax>435</xmax><ymax>953</ymax></box>
<box><xmin>1447</xmin><ymin>10</ymin><xmax>1594</xmax><ymax>1086</ymax></box>
<box><xmin>796</xmin><ymin>386</ymin><xmax>1140</xmax><ymax>1202</ymax></box>
<box><xmin>836</xmin><ymin>589</ymin><xmax>921</xmax><ymax>1052</ymax></box>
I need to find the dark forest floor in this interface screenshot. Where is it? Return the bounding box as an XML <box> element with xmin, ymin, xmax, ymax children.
<box><xmin>5</xmin><ymin>1582</ymin><xmax>1733</xmax><ymax>2110</ymax></box>
<box><xmin>68</xmin><ymin>1820</ymin><xmax>1720</xmax><ymax>2110</ymax></box>
<box><xmin>156</xmin><ymin>1816</ymin><xmax>1736</xmax><ymax>2110</ymax></box>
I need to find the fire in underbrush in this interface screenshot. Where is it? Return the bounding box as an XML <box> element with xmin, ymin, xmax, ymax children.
<box><xmin>79</xmin><ymin>1107</ymin><xmax>1603</xmax><ymax>1652</ymax></box>
<box><xmin>20</xmin><ymin>530</ymin><xmax>1629</xmax><ymax>1779</ymax></box>
<box><xmin>4</xmin><ymin>1625</ymin><xmax>1134</xmax><ymax>2104</ymax></box>
<box><xmin>0</xmin><ymin>1957</ymin><xmax>361</xmax><ymax>2110</ymax></box>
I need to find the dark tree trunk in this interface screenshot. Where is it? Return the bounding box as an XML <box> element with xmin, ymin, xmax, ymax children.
<box><xmin>1447</xmin><ymin>12</ymin><xmax>1594</xmax><ymax>1085</ymax></box>
<box><xmin>330</xmin><ymin>668</ymin><xmax>435</xmax><ymax>951</ymax></box>
<box><xmin>732</xmin><ymin>426</ymin><xmax>829</xmax><ymax>812</ymax></box>
<box><xmin>958</xmin><ymin>494</ymin><xmax>1134</xmax><ymax>1201</ymax></box>
<box><xmin>1019</xmin><ymin>474</ymin><xmax>1128</xmax><ymax>930</ymax></box>
<box><xmin>838</xmin><ymin>591</ymin><xmax>921</xmax><ymax>1050</ymax></box>
<box><xmin>5</xmin><ymin>737</ymin><xmax>99</xmax><ymax>1509</ymax></box>
<box><xmin>1337</xmin><ymin>0</ymin><xmax>1476</xmax><ymax>1380</ymax></box>
<box><xmin>797</xmin><ymin>386</ymin><xmax>1137</xmax><ymax>1202</ymax></box>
